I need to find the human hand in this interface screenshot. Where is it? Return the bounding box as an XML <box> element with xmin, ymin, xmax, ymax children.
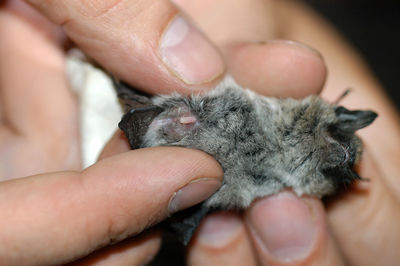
<box><xmin>0</xmin><ymin>1</ymin><xmax>222</xmax><ymax>265</ymax></box>
<box><xmin>2</xmin><ymin>0</ymin><xmax>399</xmax><ymax>265</ymax></box>
<box><xmin>0</xmin><ymin>0</ymin><xmax>325</xmax><ymax>264</ymax></box>
<box><xmin>172</xmin><ymin>1</ymin><xmax>400</xmax><ymax>265</ymax></box>
<box><xmin>0</xmin><ymin>3</ymin><xmax>224</xmax><ymax>265</ymax></box>
<box><xmin>0</xmin><ymin>0</ymin><xmax>80</xmax><ymax>179</ymax></box>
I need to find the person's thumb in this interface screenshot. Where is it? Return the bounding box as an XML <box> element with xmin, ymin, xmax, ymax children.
<box><xmin>246</xmin><ymin>191</ymin><xmax>346</xmax><ymax>266</ymax></box>
<box><xmin>0</xmin><ymin>147</ymin><xmax>223</xmax><ymax>265</ymax></box>
<box><xmin>25</xmin><ymin>0</ymin><xmax>225</xmax><ymax>93</ymax></box>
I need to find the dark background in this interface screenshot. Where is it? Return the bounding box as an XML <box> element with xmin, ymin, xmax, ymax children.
<box><xmin>305</xmin><ymin>0</ymin><xmax>400</xmax><ymax>109</ymax></box>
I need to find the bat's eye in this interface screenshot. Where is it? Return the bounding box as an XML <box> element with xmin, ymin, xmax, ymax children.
<box><xmin>340</xmin><ymin>144</ymin><xmax>350</xmax><ymax>165</ymax></box>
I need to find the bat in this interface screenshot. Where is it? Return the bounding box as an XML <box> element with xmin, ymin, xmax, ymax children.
<box><xmin>114</xmin><ymin>76</ymin><xmax>377</xmax><ymax>245</ymax></box>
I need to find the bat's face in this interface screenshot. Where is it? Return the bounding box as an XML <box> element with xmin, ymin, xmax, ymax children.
<box><xmin>118</xmin><ymin>79</ymin><xmax>377</xmax><ymax>208</ymax></box>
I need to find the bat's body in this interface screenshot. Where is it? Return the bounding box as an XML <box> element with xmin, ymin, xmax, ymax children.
<box><xmin>116</xmin><ymin>77</ymin><xmax>377</xmax><ymax>244</ymax></box>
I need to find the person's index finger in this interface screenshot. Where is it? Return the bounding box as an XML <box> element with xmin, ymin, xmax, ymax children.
<box><xmin>25</xmin><ymin>0</ymin><xmax>225</xmax><ymax>94</ymax></box>
<box><xmin>0</xmin><ymin>147</ymin><xmax>223</xmax><ymax>265</ymax></box>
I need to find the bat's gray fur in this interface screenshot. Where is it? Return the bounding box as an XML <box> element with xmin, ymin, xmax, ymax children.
<box><xmin>119</xmin><ymin>77</ymin><xmax>377</xmax><ymax>210</ymax></box>
<box><xmin>116</xmin><ymin>76</ymin><xmax>377</xmax><ymax>245</ymax></box>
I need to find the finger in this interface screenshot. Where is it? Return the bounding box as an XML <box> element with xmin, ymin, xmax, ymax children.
<box><xmin>327</xmin><ymin>149</ymin><xmax>400</xmax><ymax>265</ymax></box>
<box><xmin>0</xmin><ymin>10</ymin><xmax>80</xmax><ymax>177</ymax></box>
<box><xmin>4</xmin><ymin>0</ymin><xmax>68</xmax><ymax>46</ymax></box>
<box><xmin>71</xmin><ymin>131</ymin><xmax>157</xmax><ymax>265</ymax></box>
<box><xmin>0</xmin><ymin>10</ymin><xmax>70</xmax><ymax>133</ymax></box>
<box><xmin>187</xmin><ymin>212</ymin><xmax>257</xmax><ymax>266</ymax></box>
<box><xmin>173</xmin><ymin>0</ymin><xmax>327</xmax><ymax>97</ymax></box>
<box><xmin>97</xmin><ymin>130</ymin><xmax>131</xmax><ymax>161</ymax></box>
<box><xmin>225</xmin><ymin>41</ymin><xmax>326</xmax><ymax>98</ymax></box>
<box><xmin>0</xmin><ymin>147</ymin><xmax>223</xmax><ymax>265</ymax></box>
<box><xmin>171</xmin><ymin>0</ymin><xmax>277</xmax><ymax>46</ymax></box>
<box><xmin>67</xmin><ymin>231</ymin><xmax>161</xmax><ymax>266</ymax></box>
<box><xmin>246</xmin><ymin>192</ymin><xmax>346</xmax><ymax>266</ymax></box>
<box><xmin>25</xmin><ymin>0</ymin><xmax>225</xmax><ymax>93</ymax></box>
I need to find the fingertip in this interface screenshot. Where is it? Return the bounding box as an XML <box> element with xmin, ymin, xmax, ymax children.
<box><xmin>194</xmin><ymin>212</ymin><xmax>243</xmax><ymax>248</ymax></box>
<box><xmin>187</xmin><ymin>212</ymin><xmax>257</xmax><ymax>266</ymax></box>
<box><xmin>82</xmin><ymin>147</ymin><xmax>224</xmax><ymax>238</ymax></box>
<box><xmin>226</xmin><ymin>40</ymin><xmax>327</xmax><ymax>98</ymax></box>
<box><xmin>159</xmin><ymin>15</ymin><xmax>225</xmax><ymax>87</ymax></box>
<box><xmin>246</xmin><ymin>191</ymin><xmax>345</xmax><ymax>265</ymax></box>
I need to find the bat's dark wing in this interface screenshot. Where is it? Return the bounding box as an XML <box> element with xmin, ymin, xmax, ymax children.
<box><xmin>113</xmin><ymin>79</ymin><xmax>164</xmax><ymax>149</ymax></box>
<box><xmin>118</xmin><ymin>106</ymin><xmax>164</xmax><ymax>149</ymax></box>
<box><xmin>163</xmin><ymin>203</ymin><xmax>211</xmax><ymax>246</ymax></box>
<box><xmin>149</xmin><ymin>206</ymin><xmax>212</xmax><ymax>265</ymax></box>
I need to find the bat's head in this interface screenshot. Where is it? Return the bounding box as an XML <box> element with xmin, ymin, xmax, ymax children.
<box><xmin>319</xmin><ymin>106</ymin><xmax>377</xmax><ymax>184</ymax></box>
<box><xmin>270</xmin><ymin>97</ymin><xmax>378</xmax><ymax>197</ymax></box>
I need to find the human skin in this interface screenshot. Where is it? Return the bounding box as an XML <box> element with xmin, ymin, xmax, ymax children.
<box><xmin>0</xmin><ymin>0</ymin><xmax>399</xmax><ymax>265</ymax></box>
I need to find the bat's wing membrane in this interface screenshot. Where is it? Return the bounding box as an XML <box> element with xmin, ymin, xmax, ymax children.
<box><xmin>163</xmin><ymin>204</ymin><xmax>211</xmax><ymax>246</ymax></box>
<box><xmin>113</xmin><ymin>79</ymin><xmax>164</xmax><ymax>149</ymax></box>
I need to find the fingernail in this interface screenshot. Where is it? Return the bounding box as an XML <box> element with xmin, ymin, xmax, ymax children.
<box><xmin>197</xmin><ymin>212</ymin><xmax>242</xmax><ymax>247</ymax></box>
<box><xmin>267</xmin><ymin>39</ymin><xmax>323</xmax><ymax>59</ymax></box>
<box><xmin>249</xmin><ymin>192</ymin><xmax>317</xmax><ymax>262</ymax></box>
<box><xmin>168</xmin><ymin>178</ymin><xmax>221</xmax><ymax>214</ymax></box>
<box><xmin>160</xmin><ymin>15</ymin><xmax>224</xmax><ymax>85</ymax></box>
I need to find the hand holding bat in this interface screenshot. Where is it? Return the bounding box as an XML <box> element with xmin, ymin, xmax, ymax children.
<box><xmin>0</xmin><ymin>1</ymin><xmax>399</xmax><ymax>266</ymax></box>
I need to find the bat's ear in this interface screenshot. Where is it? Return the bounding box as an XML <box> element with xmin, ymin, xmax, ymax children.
<box><xmin>334</xmin><ymin>106</ymin><xmax>377</xmax><ymax>133</ymax></box>
<box><xmin>113</xmin><ymin>78</ymin><xmax>164</xmax><ymax>149</ymax></box>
